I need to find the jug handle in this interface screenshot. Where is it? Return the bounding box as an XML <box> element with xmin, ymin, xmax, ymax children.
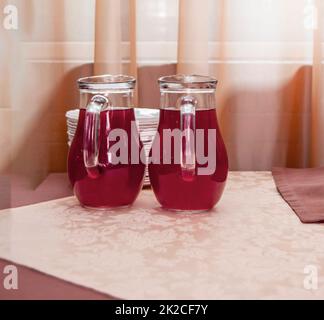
<box><xmin>180</xmin><ymin>96</ymin><xmax>197</xmax><ymax>180</ymax></box>
<box><xmin>83</xmin><ymin>95</ymin><xmax>109</xmax><ymax>179</ymax></box>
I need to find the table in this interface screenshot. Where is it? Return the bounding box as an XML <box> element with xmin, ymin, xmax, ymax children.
<box><xmin>0</xmin><ymin>172</ymin><xmax>323</xmax><ymax>299</ymax></box>
<box><xmin>0</xmin><ymin>173</ymin><xmax>73</xmax><ymax>210</ymax></box>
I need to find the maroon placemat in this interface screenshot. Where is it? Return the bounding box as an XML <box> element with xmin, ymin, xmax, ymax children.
<box><xmin>272</xmin><ymin>167</ymin><xmax>324</xmax><ymax>223</ymax></box>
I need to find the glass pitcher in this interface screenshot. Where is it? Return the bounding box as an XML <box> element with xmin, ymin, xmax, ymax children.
<box><xmin>68</xmin><ymin>75</ymin><xmax>146</xmax><ymax>209</ymax></box>
<box><xmin>148</xmin><ymin>75</ymin><xmax>229</xmax><ymax>212</ymax></box>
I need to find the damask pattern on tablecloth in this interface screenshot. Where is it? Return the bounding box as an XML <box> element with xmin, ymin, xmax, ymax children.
<box><xmin>0</xmin><ymin>172</ymin><xmax>324</xmax><ymax>299</ymax></box>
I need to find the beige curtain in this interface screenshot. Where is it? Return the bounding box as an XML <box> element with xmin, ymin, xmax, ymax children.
<box><xmin>177</xmin><ymin>0</ymin><xmax>210</xmax><ymax>74</ymax></box>
<box><xmin>177</xmin><ymin>0</ymin><xmax>324</xmax><ymax>170</ymax></box>
<box><xmin>94</xmin><ymin>0</ymin><xmax>123</xmax><ymax>75</ymax></box>
<box><xmin>94</xmin><ymin>0</ymin><xmax>137</xmax><ymax>78</ymax></box>
<box><xmin>0</xmin><ymin>0</ymin><xmax>324</xmax><ymax>189</ymax></box>
<box><xmin>311</xmin><ymin>0</ymin><xmax>324</xmax><ymax>167</ymax></box>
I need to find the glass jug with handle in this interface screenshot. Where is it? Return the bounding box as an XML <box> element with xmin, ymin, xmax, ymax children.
<box><xmin>148</xmin><ymin>75</ymin><xmax>229</xmax><ymax>212</ymax></box>
<box><xmin>68</xmin><ymin>75</ymin><xmax>146</xmax><ymax>209</ymax></box>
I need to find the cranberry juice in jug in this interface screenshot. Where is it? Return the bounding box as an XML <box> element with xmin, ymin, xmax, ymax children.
<box><xmin>68</xmin><ymin>108</ymin><xmax>145</xmax><ymax>208</ymax></box>
<box><xmin>68</xmin><ymin>75</ymin><xmax>145</xmax><ymax>209</ymax></box>
<box><xmin>148</xmin><ymin>75</ymin><xmax>229</xmax><ymax>212</ymax></box>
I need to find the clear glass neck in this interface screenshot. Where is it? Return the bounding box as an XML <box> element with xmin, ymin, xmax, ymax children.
<box><xmin>78</xmin><ymin>75</ymin><xmax>136</xmax><ymax>110</ymax></box>
<box><xmin>159</xmin><ymin>75</ymin><xmax>218</xmax><ymax>110</ymax></box>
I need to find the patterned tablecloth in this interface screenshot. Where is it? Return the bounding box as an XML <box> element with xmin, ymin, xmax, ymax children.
<box><xmin>0</xmin><ymin>172</ymin><xmax>323</xmax><ymax>299</ymax></box>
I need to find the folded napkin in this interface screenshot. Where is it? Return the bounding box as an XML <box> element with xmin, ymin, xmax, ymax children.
<box><xmin>272</xmin><ymin>167</ymin><xmax>324</xmax><ymax>223</ymax></box>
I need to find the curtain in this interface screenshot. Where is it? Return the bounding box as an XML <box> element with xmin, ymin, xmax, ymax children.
<box><xmin>94</xmin><ymin>0</ymin><xmax>137</xmax><ymax>78</ymax></box>
<box><xmin>177</xmin><ymin>0</ymin><xmax>210</xmax><ymax>74</ymax></box>
<box><xmin>0</xmin><ymin>0</ymin><xmax>323</xmax><ymax>188</ymax></box>
<box><xmin>311</xmin><ymin>0</ymin><xmax>324</xmax><ymax>167</ymax></box>
<box><xmin>176</xmin><ymin>0</ymin><xmax>324</xmax><ymax>170</ymax></box>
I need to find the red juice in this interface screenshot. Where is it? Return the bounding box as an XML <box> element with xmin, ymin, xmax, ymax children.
<box><xmin>148</xmin><ymin>109</ymin><xmax>228</xmax><ymax>211</ymax></box>
<box><xmin>68</xmin><ymin>108</ymin><xmax>145</xmax><ymax>208</ymax></box>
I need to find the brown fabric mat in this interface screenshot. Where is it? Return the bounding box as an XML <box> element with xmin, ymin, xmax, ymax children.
<box><xmin>272</xmin><ymin>167</ymin><xmax>324</xmax><ymax>223</ymax></box>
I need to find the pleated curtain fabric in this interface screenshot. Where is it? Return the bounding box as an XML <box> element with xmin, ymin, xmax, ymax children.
<box><xmin>94</xmin><ymin>0</ymin><xmax>123</xmax><ymax>75</ymax></box>
<box><xmin>0</xmin><ymin>0</ymin><xmax>324</xmax><ymax>184</ymax></box>
<box><xmin>94</xmin><ymin>0</ymin><xmax>137</xmax><ymax>79</ymax></box>
<box><xmin>94</xmin><ymin>0</ymin><xmax>138</xmax><ymax>102</ymax></box>
<box><xmin>177</xmin><ymin>0</ymin><xmax>210</xmax><ymax>75</ymax></box>
<box><xmin>311</xmin><ymin>0</ymin><xmax>324</xmax><ymax>167</ymax></box>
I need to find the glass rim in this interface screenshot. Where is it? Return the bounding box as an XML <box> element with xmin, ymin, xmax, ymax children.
<box><xmin>158</xmin><ymin>74</ymin><xmax>218</xmax><ymax>90</ymax></box>
<box><xmin>78</xmin><ymin>74</ymin><xmax>136</xmax><ymax>90</ymax></box>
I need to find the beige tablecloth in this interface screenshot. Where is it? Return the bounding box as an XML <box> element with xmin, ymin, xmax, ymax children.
<box><xmin>0</xmin><ymin>172</ymin><xmax>323</xmax><ymax>299</ymax></box>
